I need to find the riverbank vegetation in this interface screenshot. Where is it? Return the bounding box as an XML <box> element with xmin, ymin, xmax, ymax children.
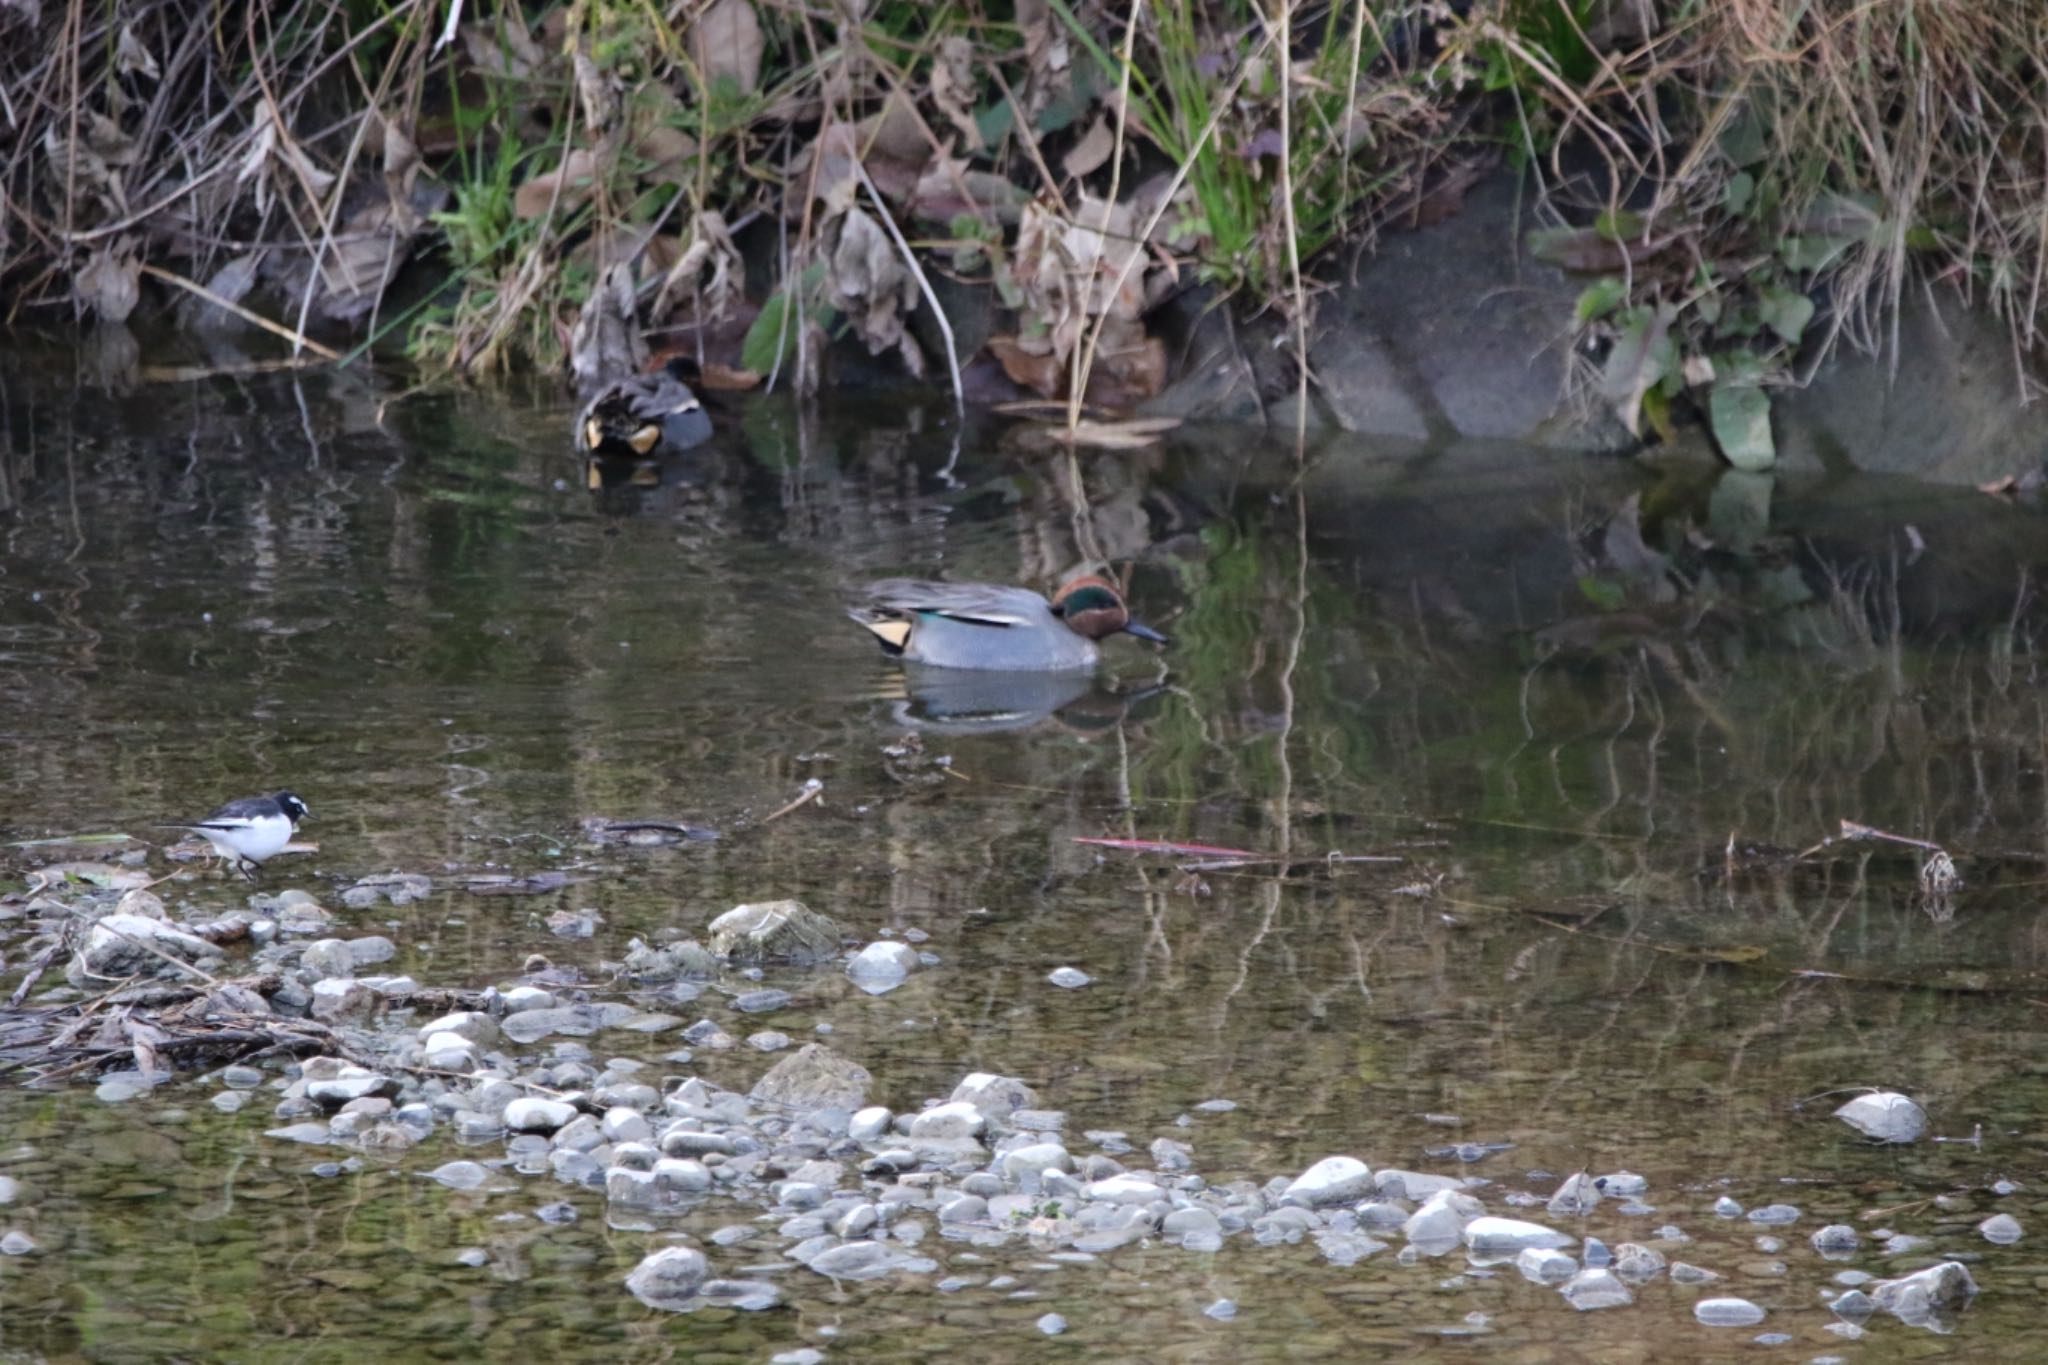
<box><xmin>3</xmin><ymin>0</ymin><xmax>2043</xmax><ymax>452</ymax></box>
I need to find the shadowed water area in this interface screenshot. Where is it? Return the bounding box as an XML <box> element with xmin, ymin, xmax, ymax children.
<box><xmin>3</xmin><ymin>349</ymin><xmax>2048</xmax><ymax>1361</ymax></box>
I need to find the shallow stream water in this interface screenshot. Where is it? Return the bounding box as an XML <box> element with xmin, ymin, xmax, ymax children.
<box><xmin>3</xmin><ymin>348</ymin><xmax>2047</xmax><ymax>1361</ymax></box>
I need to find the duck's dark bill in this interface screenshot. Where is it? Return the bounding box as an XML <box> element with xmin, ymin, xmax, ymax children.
<box><xmin>1124</xmin><ymin>619</ymin><xmax>1172</xmax><ymax>647</ymax></box>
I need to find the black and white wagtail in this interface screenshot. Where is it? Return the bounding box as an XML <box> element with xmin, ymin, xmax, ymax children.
<box><xmin>156</xmin><ymin>791</ymin><xmax>310</xmax><ymax>878</ymax></box>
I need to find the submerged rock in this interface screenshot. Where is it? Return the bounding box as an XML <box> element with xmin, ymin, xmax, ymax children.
<box><xmin>846</xmin><ymin>941</ymin><xmax>919</xmax><ymax>993</ymax></box>
<box><xmin>1869</xmin><ymin>1261</ymin><xmax>1979</xmax><ymax>1324</ymax></box>
<box><xmin>1811</xmin><ymin>1224</ymin><xmax>1859</xmax><ymax>1254</ymax></box>
<box><xmin>750</xmin><ymin>1044</ymin><xmax>871</xmax><ymax>1111</ymax></box>
<box><xmin>1558</xmin><ymin>1268</ymin><xmax>1632</xmax><ymax>1311</ymax></box>
<box><xmin>1834</xmin><ymin>1091</ymin><xmax>1927</xmax><ymax>1144</ymax></box>
<box><xmin>1979</xmin><ymin>1213</ymin><xmax>2023</xmax><ymax>1245</ymax></box>
<box><xmin>622</xmin><ymin>939</ymin><xmax>717</xmax><ymax>982</ymax></box>
<box><xmin>707</xmin><ymin>900</ymin><xmax>842</xmax><ymax>964</ymax></box>
<box><xmin>1695</xmin><ymin>1297</ymin><xmax>1766</xmax><ymax>1327</ymax></box>
<box><xmin>1516</xmin><ymin>1247</ymin><xmax>1576</xmax><ymax>1283</ymax></box>
<box><xmin>624</xmin><ymin>1245</ymin><xmax>709</xmax><ymax>1310</ymax></box>
<box><xmin>1546</xmin><ymin>1172</ymin><xmax>1601</xmax><ymax>1217</ymax></box>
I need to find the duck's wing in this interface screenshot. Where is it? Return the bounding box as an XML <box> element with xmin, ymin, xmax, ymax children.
<box><xmin>855</xmin><ymin>580</ymin><xmax>1046</xmax><ymax>628</ymax></box>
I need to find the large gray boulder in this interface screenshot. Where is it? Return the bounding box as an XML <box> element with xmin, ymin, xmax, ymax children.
<box><xmin>749</xmin><ymin>1044</ymin><xmax>871</xmax><ymax>1111</ymax></box>
<box><xmin>67</xmin><ymin>913</ymin><xmax>224</xmax><ymax>986</ymax></box>
<box><xmin>707</xmin><ymin>900</ymin><xmax>842</xmax><ymax>964</ymax></box>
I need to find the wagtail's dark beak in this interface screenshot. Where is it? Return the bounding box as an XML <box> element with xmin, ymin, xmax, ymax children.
<box><xmin>1124</xmin><ymin>619</ymin><xmax>1172</xmax><ymax>648</ymax></box>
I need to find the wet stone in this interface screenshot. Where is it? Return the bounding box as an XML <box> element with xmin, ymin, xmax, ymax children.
<box><xmin>751</xmin><ymin>1044</ymin><xmax>871</xmax><ymax>1112</ymax></box>
<box><xmin>846</xmin><ymin>941</ymin><xmax>919</xmax><ymax>994</ymax></box>
<box><xmin>1611</xmin><ymin>1243</ymin><xmax>1665</xmax><ymax>1282</ymax></box>
<box><xmin>1547</xmin><ymin>1172</ymin><xmax>1601</xmax><ymax>1217</ymax></box>
<box><xmin>747</xmin><ymin>1031</ymin><xmax>792</xmax><ymax>1053</ymax></box>
<box><xmin>1695</xmin><ymin>1297</ymin><xmax>1766</xmax><ymax>1327</ymax></box>
<box><xmin>1746</xmin><ymin>1203</ymin><xmax>1800</xmax><ymax>1226</ymax></box>
<box><xmin>1284</xmin><ymin>1156</ymin><xmax>1373</xmax><ymax>1207</ymax></box>
<box><xmin>1830</xmin><ymin>1289</ymin><xmax>1877</xmax><ymax>1317</ymax></box>
<box><xmin>1465</xmin><ymin>1217</ymin><xmax>1573</xmax><ymax>1255</ymax></box>
<box><xmin>1517</xmin><ymin>1247</ymin><xmax>1576</xmax><ymax>1283</ymax></box>
<box><xmin>708</xmin><ymin>900</ymin><xmax>842</xmax><ymax>964</ymax></box>
<box><xmin>1712</xmin><ymin>1196</ymin><xmax>1744</xmax><ymax>1218</ymax></box>
<box><xmin>2</xmin><ymin>1231</ymin><xmax>39</xmax><ymax>1256</ymax></box>
<box><xmin>1981</xmin><ymin>1213</ymin><xmax>2023</xmax><ymax>1244</ymax></box>
<box><xmin>1047</xmin><ymin>967</ymin><xmax>1091</xmax><ymax>989</ymax></box>
<box><xmin>1670</xmin><ymin>1262</ymin><xmax>1719</xmax><ymax>1284</ymax></box>
<box><xmin>504</xmin><ymin>1098</ymin><xmax>577</xmax><ymax>1133</ymax></box>
<box><xmin>1205</xmin><ymin>1298</ymin><xmax>1238</xmax><ymax>1321</ymax></box>
<box><xmin>1870</xmin><ymin>1261</ymin><xmax>1979</xmax><ymax>1323</ymax></box>
<box><xmin>1812</xmin><ymin>1224</ymin><xmax>1859</xmax><ymax>1253</ymax></box>
<box><xmin>1036</xmin><ymin>1313</ymin><xmax>1067</xmax><ymax>1336</ymax></box>
<box><xmin>625</xmin><ymin>1245</ymin><xmax>709</xmax><ymax>1310</ymax></box>
<box><xmin>734</xmin><ymin>989</ymin><xmax>792</xmax><ymax>1014</ymax></box>
<box><xmin>427</xmin><ymin>1161</ymin><xmax>492</xmax><ymax>1191</ymax></box>
<box><xmin>1558</xmin><ymin>1268</ymin><xmax>1633</xmax><ymax>1310</ymax></box>
<box><xmin>1834</xmin><ymin>1091</ymin><xmax>1927</xmax><ymax>1144</ymax></box>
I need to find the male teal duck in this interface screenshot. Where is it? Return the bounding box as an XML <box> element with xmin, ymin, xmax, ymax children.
<box><xmin>577</xmin><ymin>357</ymin><xmax>713</xmax><ymax>459</ymax></box>
<box><xmin>848</xmin><ymin>575</ymin><xmax>1170</xmax><ymax>671</ymax></box>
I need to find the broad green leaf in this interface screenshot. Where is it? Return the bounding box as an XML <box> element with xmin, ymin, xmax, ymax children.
<box><xmin>1574</xmin><ymin>278</ymin><xmax>1627</xmax><ymax>325</ymax></box>
<box><xmin>1778</xmin><ymin>234</ymin><xmax>1853</xmax><ymax>271</ymax></box>
<box><xmin>1576</xmin><ymin>575</ymin><xmax>1627</xmax><ymax>611</ymax></box>
<box><xmin>974</xmin><ymin>99</ymin><xmax>1015</xmax><ymax>149</ymax></box>
<box><xmin>1758</xmin><ymin>287</ymin><xmax>1815</xmax><ymax>346</ymax></box>
<box><xmin>1723</xmin><ymin>171</ymin><xmax>1754</xmax><ymax>215</ymax></box>
<box><xmin>1719</xmin><ymin>104</ymin><xmax>1767</xmax><ymax>167</ymax></box>
<box><xmin>1600</xmin><ymin>304</ymin><xmax>1676</xmax><ymax>435</ymax></box>
<box><xmin>740</xmin><ymin>263</ymin><xmax>833</xmax><ymax>375</ymax></box>
<box><xmin>1709</xmin><ymin>384</ymin><xmax>1776</xmax><ymax>471</ymax></box>
<box><xmin>1528</xmin><ymin>226</ymin><xmax>1623</xmax><ymax>272</ymax></box>
<box><xmin>1595</xmin><ymin>208</ymin><xmax>1645</xmax><ymax>241</ymax></box>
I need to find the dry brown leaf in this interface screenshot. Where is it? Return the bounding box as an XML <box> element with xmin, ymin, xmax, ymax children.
<box><xmin>1084</xmin><ymin>316</ymin><xmax>1167</xmax><ymax>406</ymax></box>
<box><xmin>692</xmin><ymin>0</ymin><xmax>764</xmax><ymax>95</ymax></box>
<box><xmin>381</xmin><ymin>115</ymin><xmax>422</xmax><ymax>230</ymax></box>
<box><xmin>629</xmin><ymin>86</ymin><xmax>699</xmax><ymax>183</ymax></box>
<box><xmin>1014</xmin><ymin>0</ymin><xmax>1069</xmax><ymax>125</ymax></box>
<box><xmin>908</xmin><ymin>156</ymin><xmax>1027</xmax><ymax>226</ymax></box>
<box><xmin>75</xmin><ymin>243</ymin><xmax>141</xmax><ymax>323</ymax></box>
<box><xmin>988</xmin><ymin>334</ymin><xmax>1065</xmax><ymax>397</ymax></box>
<box><xmin>461</xmin><ymin>17</ymin><xmax>548</xmax><ymax>80</ymax></box>
<box><xmin>115</xmin><ymin>25</ymin><xmax>158</xmax><ymax>81</ymax></box>
<box><xmin>298</xmin><ymin>199</ymin><xmax>418</xmax><ymax>323</ymax></box>
<box><xmin>1040</xmin><ymin>417</ymin><xmax>1180</xmax><ymax>450</ymax></box>
<box><xmin>515</xmin><ymin>149</ymin><xmax>598</xmax><ymax>220</ymax></box>
<box><xmin>831</xmin><ymin>206</ymin><xmax>923</xmax><ymax>375</ymax></box>
<box><xmin>928</xmin><ymin>36</ymin><xmax>982</xmax><ymax>151</ymax></box>
<box><xmin>176</xmin><ymin>251</ymin><xmax>264</xmax><ymax>330</ymax></box>
<box><xmin>698</xmin><ymin>362</ymin><xmax>762</xmax><ymax>391</ymax></box>
<box><xmin>1063</xmin><ymin>116</ymin><xmax>1115</xmax><ymax>180</ymax></box>
<box><xmin>650</xmin><ymin>210</ymin><xmax>742</xmax><ymax>326</ymax></box>
<box><xmin>573</xmin><ymin>51</ymin><xmax>619</xmax><ymax>134</ymax></box>
<box><xmin>860</xmin><ymin>89</ymin><xmax>929</xmax><ymax>166</ymax></box>
<box><xmin>570</xmin><ymin>261</ymin><xmax>648</xmax><ymax>396</ymax></box>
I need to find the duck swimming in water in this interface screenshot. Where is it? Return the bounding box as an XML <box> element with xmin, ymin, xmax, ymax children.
<box><xmin>577</xmin><ymin>356</ymin><xmax>713</xmax><ymax>459</ymax></box>
<box><xmin>848</xmin><ymin>575</ymin><xmax>1170</xmax><ymax>671</ymax></box>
